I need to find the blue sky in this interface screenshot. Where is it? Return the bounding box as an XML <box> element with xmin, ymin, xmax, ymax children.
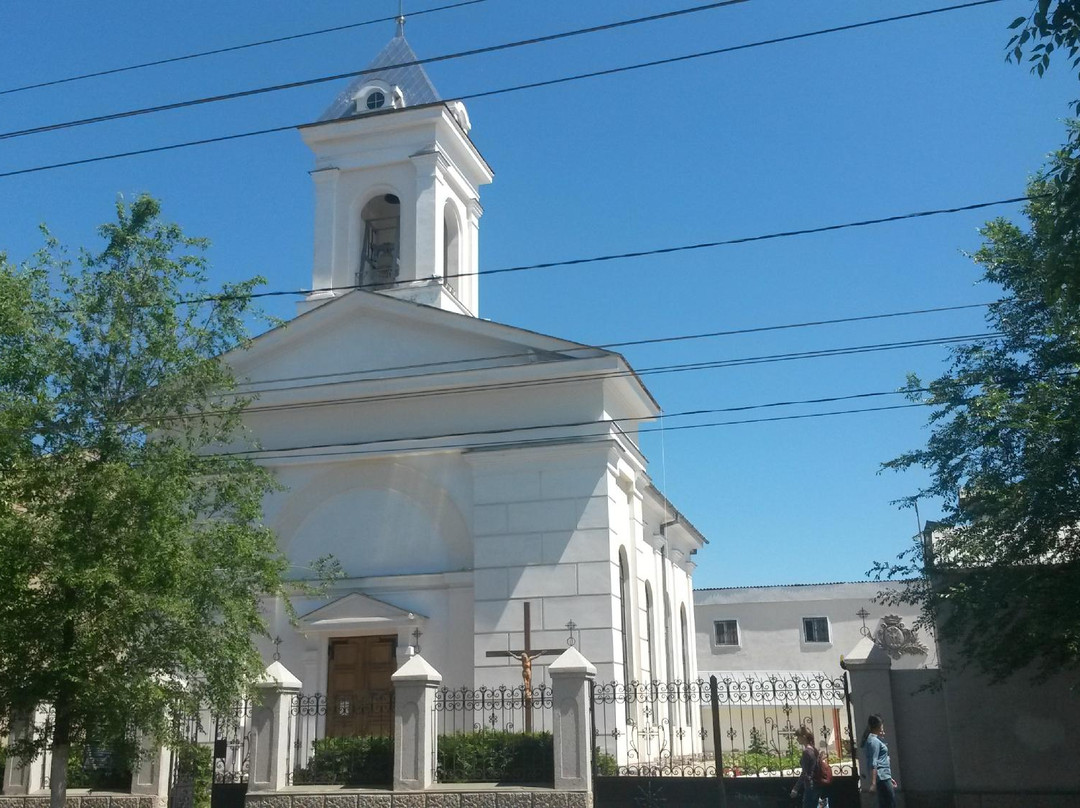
<box><xmin>0</xmin><ymin>0</ymin><xmax>1074</xmax><ymax>588</ymax></box>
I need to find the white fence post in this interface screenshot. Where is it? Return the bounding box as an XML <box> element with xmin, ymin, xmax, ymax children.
<box><xmin>248</xmin><ymin>661</ymin><xmax>302</xmax><ymax>793</ymax></box>
<box><xmin>130</xmin><ymin>732</ymin><xmax>170</xmax><ymax>802</ymax></box>
<box><xmin>391</xmin><ymin>653</ymin><xmax>441</xmax><ymax>792</ymax></box>
<box><xmin>549</xmin><ymin>646</ymin><xmax>596</xmax><ymax>793</ymax></box>
<box><xmin>2</xmin><ymin>714</ymin><xmax>33</xmax><ymax>795</ymax></box>
<box><xmin>842</xmin><ymin>636</ymin><xmax>903</xmax><ymax>800</ymax></box>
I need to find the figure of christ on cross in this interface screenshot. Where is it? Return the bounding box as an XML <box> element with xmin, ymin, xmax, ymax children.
<box><xmin>485</xmin><ymin>602</ymin><xmax>565</xmax><ymax>732</ymax></box>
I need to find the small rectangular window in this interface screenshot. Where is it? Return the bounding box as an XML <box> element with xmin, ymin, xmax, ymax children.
<box><xmin>803</xmin><ymin>617</ymin><xmax>830</xmax><ymax>643</ymax></box>
<box><xmin>714</xmin><ymin>620</ymin><xmax>740</xmax><ymax>646</ymax></box>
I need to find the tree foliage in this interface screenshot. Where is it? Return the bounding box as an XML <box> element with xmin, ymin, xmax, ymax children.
<box><xmin>0</xmin><ymin>196</ymin><xmax>289</xmax><ymax>805</ymax></box>
<box><xmin>1005</xmin><ymin>0</ymin><xmax>1080</xmax><ymax>79</ymax></box>
<box><xmin>879</xmin><ymin>166</ymin><xmax>1080</xmax><ymax>684</ymax></box>
<box><xmin>1004</xmin><ymin>2</ymin><xmax>1080</xmax><ymax>303</ymax></box>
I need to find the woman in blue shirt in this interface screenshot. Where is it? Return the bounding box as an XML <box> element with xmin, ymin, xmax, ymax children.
<box><xmin>861</xmin><ymin>714</ymin><xmax>897</xmax><ymax>808</ymax></box>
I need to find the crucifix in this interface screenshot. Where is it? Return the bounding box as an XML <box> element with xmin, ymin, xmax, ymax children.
<box><xmin>485</xmin><ymin>602</ymin><xmax>565</xmax><ymax>731</ymax></box>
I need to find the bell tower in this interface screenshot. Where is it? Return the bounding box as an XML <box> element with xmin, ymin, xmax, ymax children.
<box><xmin>299</xmin><ymin>20</ymin><xmax>493</xmax><ymax>317</ymax></box>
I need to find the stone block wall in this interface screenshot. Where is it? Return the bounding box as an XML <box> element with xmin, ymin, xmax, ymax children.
<box><xmin>0</xmin><ymin>796</ymin><xmax>158</xmax><ymax>808</ymax></box>
<box><xmin>248</xmin><ymin>791</ymin><xmax>590</xmax><ymax>808</ymax></box>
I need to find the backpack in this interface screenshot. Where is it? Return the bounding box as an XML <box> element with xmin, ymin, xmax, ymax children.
<box><xmin>812</xmin><ymin>751</ymin><xmax>833</xmax><ymax>787</ymax></box>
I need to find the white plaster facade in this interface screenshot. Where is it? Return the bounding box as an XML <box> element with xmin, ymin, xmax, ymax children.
<box><xmin>218</xmin><ymin>28</ymin><xmax>706</xmax><ymax>756</ymax></box>
<box><xmin>694</xmin><ymin>581</ymin><xmax>937</xmax><ymax>679</ymax></box>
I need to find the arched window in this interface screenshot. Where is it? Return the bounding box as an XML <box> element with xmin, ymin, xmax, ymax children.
<box><xmin>680</xmin><ymin>605</ymin><xmax>692</xmax><ymax>722</ymax></box>
<box><xmin>644</xmin><ymin>584</ymin><xmax>656</xmax><ymax>683</ymax></box>
<box><xmin>443</xmin><ymin>201</ymin><xmax>461</xmax><ymax>293</ymax></box>
<box><xmin>618</xmin><ymin>549</ymin><xmax>633</xmax><ymax>693</ymax></box>
<box><xmin>664</xmin><ymin>595</ymin><xmax>673</xmax><ymax>682</ymax></box>
<box><xmin>359</xmin><ymin>193</ymin><xmax>400</xmax><ymax>287</ymax></box>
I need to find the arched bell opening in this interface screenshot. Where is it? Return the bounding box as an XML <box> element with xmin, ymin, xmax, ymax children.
<box><xmin>359</xmin><ymin>193</ymin><xmax>401</xmax><ymax>288</ymax></box>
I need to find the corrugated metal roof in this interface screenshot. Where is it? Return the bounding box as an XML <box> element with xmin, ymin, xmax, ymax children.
<box><xmin>319</xmin><ymin>31</ymin><xmax>441</xmax><ymax>122</ymax></box>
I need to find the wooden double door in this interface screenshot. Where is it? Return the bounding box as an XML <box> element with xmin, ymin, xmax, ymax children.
<box><xmin>326</xmin><ymin>635</ymin><xmax>397</xmax><ymax>738</ymax></box>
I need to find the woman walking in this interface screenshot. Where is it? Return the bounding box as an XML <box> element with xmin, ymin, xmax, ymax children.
<box><xmin>861</xmin><ymin>714</ymin><xmax>898</xmax><ymax>808</ymax></box>
<box><xmin>789</xmin><ymin>727</ymin><xmax>827</xmax><ymax>808</ymax></box>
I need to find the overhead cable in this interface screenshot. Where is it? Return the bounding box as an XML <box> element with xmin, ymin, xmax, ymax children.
<box><xmin>227</xmin><ymin>302</ymin><xmax>994</xmax><ymax>390</ymax></box>
<box><xmin>224</xmin><ymin>332</ymin><xmax>1000</xmax><ymax>416</ymax></box>
<box><xmin>48</xmin><ymin>195</ymin><xmax>1033</xmax><ymax>314</ymax></box>
<box><xmin>218</xmin><ymin>402</ymin><xmax>931</xmax><ymax>463</ymax></box>
<box><xmin>0</xmin><ymin>0</ymin><xmax>1004</xmax><ymax>178</ymax></box>
<box><xmin>0</xmin><ymin>0</ymin><xmax>750</xmax><ymax>142</ymax></box>
<box><xmin>0</xmin><ymin>0</ymin><xmax>491</xmax><ymax>97</ymax></box>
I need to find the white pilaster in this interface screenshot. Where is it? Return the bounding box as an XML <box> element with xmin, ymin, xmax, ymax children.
<box><xmin>310</xmin><ymin>168</ymin><xmax>341</xmax><ymax>294</ymax></box>
<box><xmin>410</xmin><ymin>150</ymin><xmax>442</xmax><ymax>282</ymax></box>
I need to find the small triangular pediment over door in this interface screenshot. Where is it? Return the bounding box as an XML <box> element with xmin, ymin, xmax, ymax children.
<box><xmin>299</xmin><ymin>592</ymin><xmax>427</xmax><ymax>634</ymax></box>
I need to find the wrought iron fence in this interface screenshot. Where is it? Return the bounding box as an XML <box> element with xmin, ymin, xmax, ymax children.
<box><xmin>591</xmin><ymin>679</ymin><xmax>713</xmax><ymax>777</ymax></box>
<box><xmin>166</xmin><ymin>699</ymin><xmax>252</xmax><ymax>808</ymax></box>
<box><xmin>289</xmin><ymin>692</ymin><xmax>395</xmax><ymax>786</ymax></box>
<box><xmin>16</xmin><ymin>707</ymin><xmax>137</xmax><ymax>791</ymax></box>
<box><xmin>711</xmin><ymin>672</ymin><xmax>856</xmax><ymax>778</ymax></box>
<box><xmin>433</xmin><ymin>683</ymin><xmax>554</xmax><ymax>783</ymax></box>
<box><xmin>590</xmin><ymin>673</ymin><xmax>859</xmax><ymax>780</ymax></box>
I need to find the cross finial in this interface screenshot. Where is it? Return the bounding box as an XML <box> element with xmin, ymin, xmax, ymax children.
<box><xmin>411</xmin><ymin>627</ymin><xmax>422</xmax><ymax>652</ymax></box>
<box><xmin>565</xmin><ymin>620</ymin><xmax>577</xmax><ymax>647</ymax></box>
<box><xmin>856</xmin><ymin>607</ymin><xmax>871</xmax><ymax>637</ymax></box>
<box><xmin>396</xmin><ymin>0</ymin><xmax>405</xmax><ymax>36</ymax></box>
<box><xmin>272</xmin><ymin>635</ymin><xmax>282</xmax><ymax>661</ymax></box>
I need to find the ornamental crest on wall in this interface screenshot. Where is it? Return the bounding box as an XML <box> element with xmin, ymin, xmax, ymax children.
<box><xmin>874</xmin><ymin>615</ymin><xmax>928</xmax><ymax>659</ymax></box>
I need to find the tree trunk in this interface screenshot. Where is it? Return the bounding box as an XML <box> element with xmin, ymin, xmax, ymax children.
<box><xmin>50</xmin><ymin>613</ymin><xmax>77</xmax><ymax>808</ymax></box>
<box><xmin>48</xmin><ymin>700</ymin><xmax>71</xmax><ymax>808</ymax></box>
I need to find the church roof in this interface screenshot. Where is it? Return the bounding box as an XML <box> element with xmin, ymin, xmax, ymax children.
<box><xmin>318</xmin><ymin>27</ymin><xmax>441</xmax><ymax>122</ymax></box>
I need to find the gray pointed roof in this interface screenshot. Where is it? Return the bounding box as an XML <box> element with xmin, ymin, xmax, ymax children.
<box><xmin>318</xmin><ymin>29</ymin><xmax>441</xmax><ymax>122</ymax></box>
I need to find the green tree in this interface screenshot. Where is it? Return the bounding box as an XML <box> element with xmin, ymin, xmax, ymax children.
<box><xmin>1004</xmin><ymin>2</ymin><xmax>1080</xmax><ymax>304</ymax></box>
<box><xmin>1005</xmin><ymin>0</ymin><xmax>1080</xmax><ymax>79</ymax></box>
<box><xmin>0</xmin><ymin>196</ymin><xmax>289</xmax><ymax>808</ymax></box>
<box><xmin>879</xmin><ymin>166</ymin><xmax>1080</xmax><ymax>684</ymax></box>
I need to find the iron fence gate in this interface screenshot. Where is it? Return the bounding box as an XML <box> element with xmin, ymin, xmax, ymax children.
<box><xmin>590</xmin><ymin>673</ymin><xmax>861</xmax><ymax>808</ymax></box>
<box><xmin>167</xmin><ymin>700</ymin><xmax>252</xmax><ymax>808</ymax></box>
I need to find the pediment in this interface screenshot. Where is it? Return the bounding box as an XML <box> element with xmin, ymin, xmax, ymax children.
<box><xmin>228</xmin><ymin>290</ymin><xmax>610</xmax><ymax>389</ymax></box>
<box><xmin>299</xmin><ymin>592</ymin><xmax>427</xmax><ymax>634</ymax></box>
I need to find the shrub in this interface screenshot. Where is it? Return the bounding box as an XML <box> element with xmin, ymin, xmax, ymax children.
<box><xmin>293</xmin><ymin>736</ymin><xmax>393</xmax><ymax>786</ymax></box>
<box><xmin>593</xmin><ymin>749</ymin><xmax>618</xmax><ymax>776</ymax></box>
<box><xmin>174</xmin><ymin>742</ymin><xmax>212</xmax><ymax>808</ymax></box>
<box><xmin>722</xmin><ymin>748</ymin><xmax>801</xmax><ymax>776</ymax></box>
<box><xmin>437</xmin><ymin>731</ymin><xmax>553</xmax><ymax>784</ymax></box>
<box><xmin>66</xmin><ymin>739</ymin><xmax>138</xmax><ymax>791</ymax></box>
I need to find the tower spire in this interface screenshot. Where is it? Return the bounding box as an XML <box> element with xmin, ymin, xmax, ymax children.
<box><xmin>396</xmin><ymin>0</ymin><xmax>405</xmax><ymax>37</ymax></box>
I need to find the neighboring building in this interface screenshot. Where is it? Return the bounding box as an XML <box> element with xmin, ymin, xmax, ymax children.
<box><xmin>693</xmin><ymin>582</ymin><xmax>934</xmax><ymax>761</ymax></box>
<box><xmin>220</xmin><ymin>20</ymin><xmax>706</xmax><ymax>756</ymax></box>
<box><xmin>694</xmin><ymin>581</ymin><xmax>936</xmax><ymax>678</ymax></box>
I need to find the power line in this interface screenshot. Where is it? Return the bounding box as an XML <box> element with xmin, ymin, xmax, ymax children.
<box><xmin>219</xmin><ymin>401</ymin><xmax>931</xmax><ymax>463</ymax></box>
<box><xmin>227</xmin><ymin>302</ymin><xmax>994</xmax><ymax>391</ymax></box>
<box><xmin>0</xmin><ymin>0</ymin><xmax>750</xmax><ymax>142</ymax></box>
<box><xmin>140</xmin><ymin>195</ymin><xmax>1039</xmax><ymax>295</ymax></box>
<box><xmin>48</xmin><ymin>195</ymin><xmax>1033</xmax><ymax>315</ymax></box>
<box><xmin>225</xmin><ymin>387</ymin><xmax>921</xmax><ymax>458</ymax></box>
<box><xmin>227</xmin><ymin>332</ymin><xmax>999</xmax><ymax>418</ymax></box>
<box><xmin>210</xmin><ymin>362</ymin><xmax>1080</xmax><ymax>461</ymax></box>
<box><xmin>0</xmin><ymin>0</ymin><xmax>1004</xmax><ymax>178</ymax></box>
<box><xmin>0</xmin><ymin>0</ymin><xmax>491</xmax><ymax>97</ymax></box>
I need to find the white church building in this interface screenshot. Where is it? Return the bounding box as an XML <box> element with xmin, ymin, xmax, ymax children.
<box><xmin>226</xmin><ymin>22</ymin><xmax>707</xmax><ymax>732</ymax></box>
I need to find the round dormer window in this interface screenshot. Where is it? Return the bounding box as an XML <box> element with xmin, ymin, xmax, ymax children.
<box><xmin>366</xmin><ymin>91</ymin><xmax>386</xmax><ymax>110</ymax></box>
